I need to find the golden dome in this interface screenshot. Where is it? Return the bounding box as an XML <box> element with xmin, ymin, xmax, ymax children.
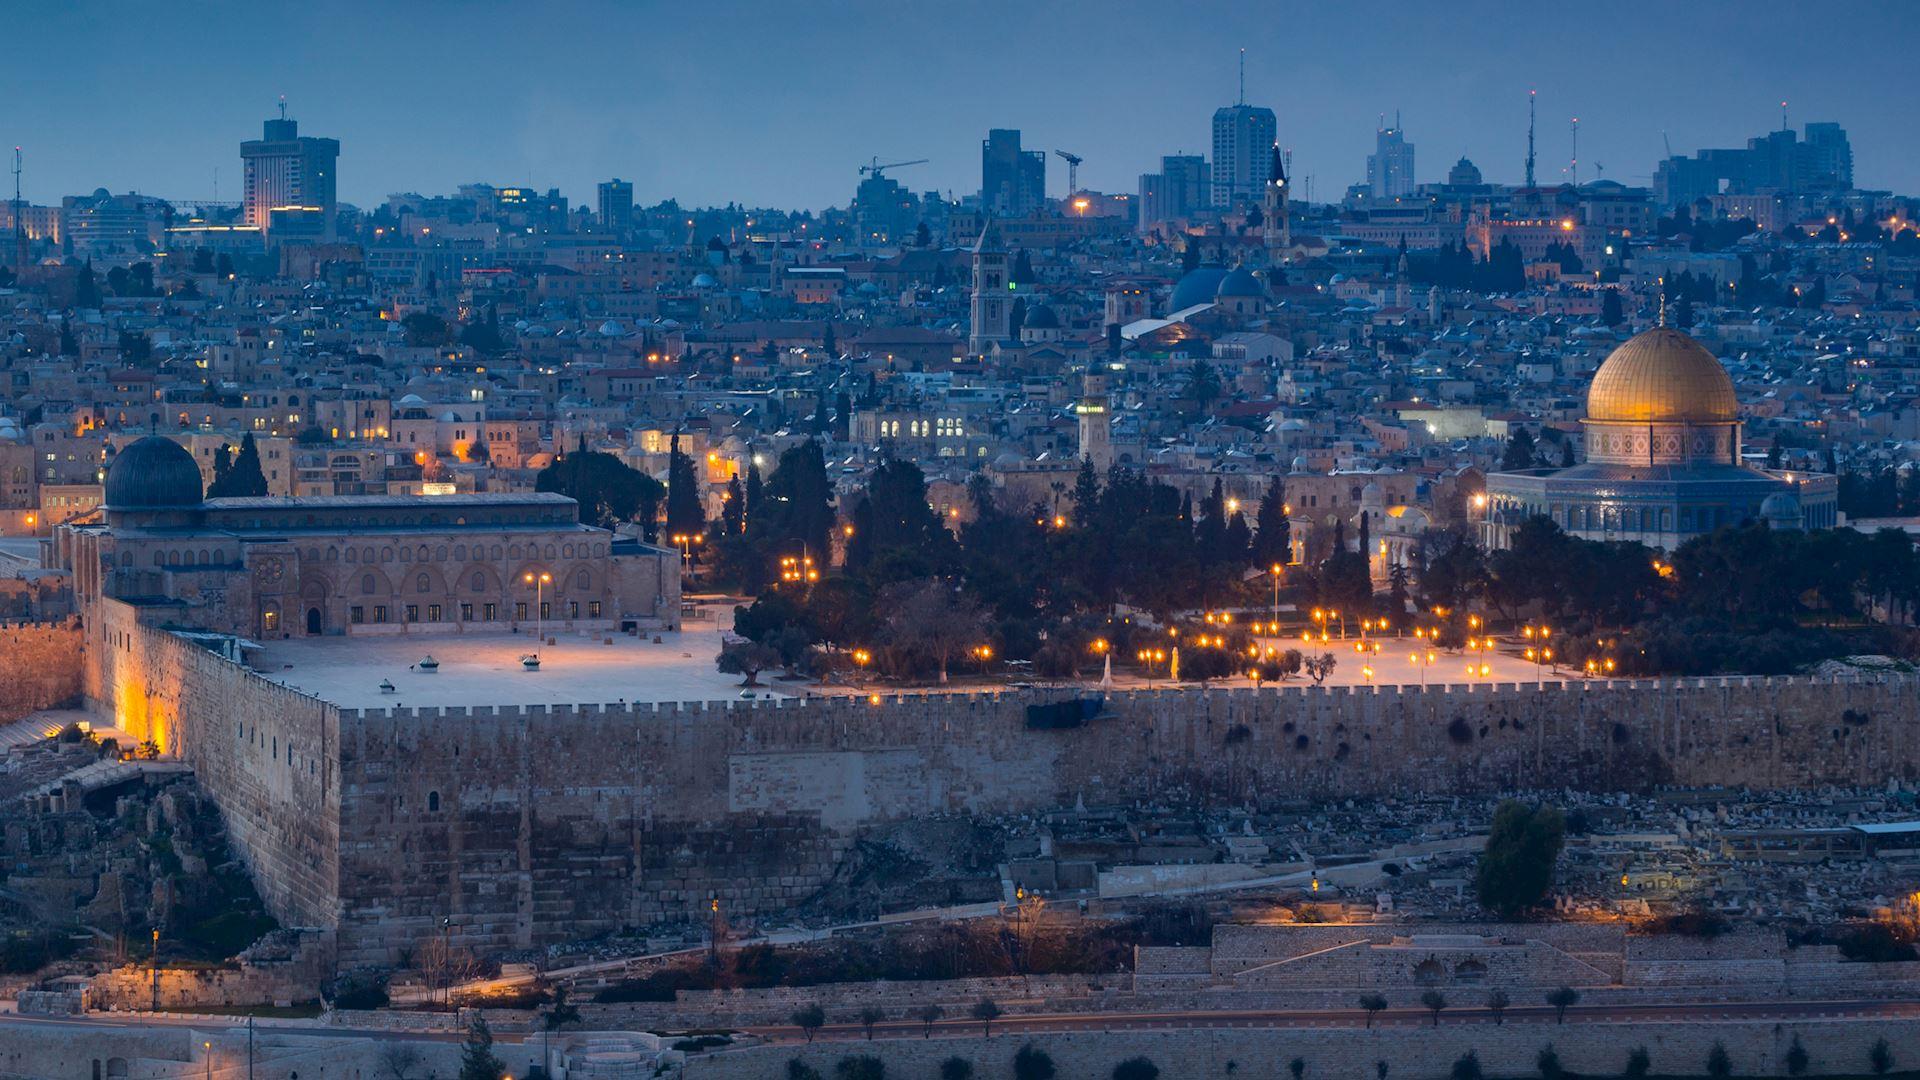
<box><xmin>1585</xmin><ymin>328</ymin><xmax>1738</xmax><ymax>424</ymax></box>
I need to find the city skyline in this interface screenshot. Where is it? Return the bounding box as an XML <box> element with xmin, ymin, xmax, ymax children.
<box><xmin>6</xmin><ymin>0</ymin><xmax>1918</xmax><ymax>211</ymax></box>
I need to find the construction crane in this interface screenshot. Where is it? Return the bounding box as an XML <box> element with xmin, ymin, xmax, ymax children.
<box><xmin>1054</xmin><ymin>150</ymin><xmax>1083</xmax><ymax>196</ymax></box>
<box><xmin>859</xmin><ymin>157</ymin><xmax>927</xmax><ymax>180</ymax></box>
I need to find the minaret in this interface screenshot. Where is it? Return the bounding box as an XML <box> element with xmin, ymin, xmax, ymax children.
<box><xmin>968</xmin><ymin>217</ymin><xmax>1012</xmax><ymax>354</ymax></box>
<box><xmin>1075</xmin><ymin>371</ymin><xmax>1113</xmax><ymax>471</ymax></box>
<box><xmin>1263</xmin><ymin>142</ymin><xmax>1290</xmax><ymax>263</ymax></box>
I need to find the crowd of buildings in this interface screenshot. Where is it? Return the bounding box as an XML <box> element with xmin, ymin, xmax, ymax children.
<box><xmin>0</xmin><ymin>96</ymin><xmax>1914</xmax><ymax>636</ymax></box>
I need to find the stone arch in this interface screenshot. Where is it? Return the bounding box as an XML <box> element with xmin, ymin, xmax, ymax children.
<box><xmin>358</xmin><ymin>569</ymin><xmax>393</xmax><ymax>597</ymax></box>
<box><xmin>1453</xmin><ymin>958</ymin><xmax>1487</xmax><ymax>981</ymax></box>
<box><xmin>1413</xmin><ymin>958</ymin><xmax>1445</xmax><ymax>985</ymax></box>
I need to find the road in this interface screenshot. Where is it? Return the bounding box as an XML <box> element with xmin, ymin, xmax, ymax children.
<box><xmin>742</xmin><ymin>998</ymin><xmax>1920</xmax><ymax>1045</ymax></box>
<box><xmin>0</xmin><ymin>1008</ymin><xmax>511</xmax><ymax>1043</ymax></box>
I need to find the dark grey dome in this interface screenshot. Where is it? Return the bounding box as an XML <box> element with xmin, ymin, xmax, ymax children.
<box><xmin>1022</xmin><ymin>303</ymin><xmax>1060</xmax><ymax>330</ymax></box>
<box><xmin>1169</xmin><ymin>267</ymin><xmax>1229</xmax><ymax>312</ymax></box>
<box><xmin>1215</xmin><ymin>265</ymin><xmax>1266</xmax><ymax>299</ymax></box>
<box><xmin>105</xmin><ymin>436</ymin><xmax>203</xmax><ymax>510</ymax></box>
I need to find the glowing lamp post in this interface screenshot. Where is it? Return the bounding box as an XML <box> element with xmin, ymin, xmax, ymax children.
<box><xmin>523</xmin><ymin>570</ymin><xmax>551</xmax><ymax>667</ymax></box>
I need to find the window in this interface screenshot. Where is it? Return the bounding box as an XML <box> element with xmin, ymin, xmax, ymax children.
<box><xmin>416</xmin><ymin>573</ymin><xmax>431</xmax><ymax>593</ymax></box>
<box><xmin>461</xmin><ymin>603</ymin><xmax>473</xmax><ymax>622</ymax></box>
<box><xmin>405</xmin><ymin>605</ymin><xmax>419</xmax><ymax>623</ymax></box>
<box><xmin>362</xmin><ymin>574</ymin><xmax>377</xmax><ymax>595</ymax></box>
<box><xmin>350</xmin><ymin>606</ymin><xmax>365</xmax><ymax>624</ymax></box>
<box><xmin>483</xmin><ymin>602</ymin><xmax>497</xmax><ymax>621</ymax></box>
<box><xmin>588</xmin><ymin>601</ymin><xmax>601</xmax><ymax>618</ymax></box>
<box><xmin>515</xmin><ymin>602</ymin><xmax>528</xmax><ymax>620</ymax></box>
<box><xmin>540</xmin><ymin>601</ymin><xmax>550</xmax><ymax>620</ymax></box>
<box><xmin>427</xmin><ymin>791</ymin><xmax>440</xmax><ymax>813</ymax></box>
<box><xmin>374</xmin><ymin>605</ymin><xmax>388</xmax><ymax>623</ymax></box>
<box><xmin>428</xmin><ymin>604</ymin><xmax>441</xmax><ymax>622</ymax></box>
<box><xmin>568</xmin><ymin>601</ymin><xmax>579</xmax><ymax>619</ymax></box>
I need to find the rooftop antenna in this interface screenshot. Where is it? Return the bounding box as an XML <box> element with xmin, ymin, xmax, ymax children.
<box><xmin>278</xmin><ymin>94</ymin><xmax>288</xmax><ymax>121</ymax></box>
<box><xmin>1525</xmin><ymin>89</ymin><xmax>1537</xmax><ymax>187</ymax></box>
<box><xmin>1657</xmin><ymin>279</ymin><xmax>1667</xmax><ymax>327</ymax></box>
<box><xmin>1780</xmin><ymin>99</ymin><xmax>1789</xmax><ymax>132</ymax></box>
<box><xmin>11</xmin><ymin>147</ymin><xmax>24</xmax><ymax>270</ymax></box>
<box><xmin>1569</xmin><ymin>117</ymin><xmax>1580</xmax><ymax>186</ymax></box>
<box><xmin>1237</xmin><ymin>49</ymin><xmax>1245</xmax><ymax>106</ymax></box>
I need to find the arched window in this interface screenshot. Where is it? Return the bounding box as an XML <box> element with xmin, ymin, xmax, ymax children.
<box><xmin>361</xmin><ymin>574</ymin><xmax>377</xmax><ymax>595</ymax></box>
<box><xmin>416</xmin><ymin>574</ymin><xmax>431</xmax><ymax>593</ymax></box>
<box><xmin>427</xmin><ymin>791</ymin><xmax>440</xmax><ymax>813</ymax></box>
<box><xmin>470</xmin><ymin>572</ymin><xmax>485</xmax><ymax>591</ymax></box>
<box><xmin>575</xmin><ymin>569</ymin><xmax>591</xmax><ymax>590</ymax></box>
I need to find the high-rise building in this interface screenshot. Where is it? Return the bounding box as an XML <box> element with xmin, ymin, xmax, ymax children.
<box><xmin>598</xmin><ymin>178</ymin><xmax>634</xmax><ymax>233</ymax></box>
<box><xmin>851</xmin><ymin>171</ymin><xmax>920</xmax><ymax>247</ymax></box>
<box><xmin>1139</xmin><ymin>155</ymin><xmax>1210</xmax><ymax>230</ymax></box>
<box><xmin>1211</xmin><ymin>104</ymin><xmax>1277</xmax><ymax>209</ymax></box>
<box><xmin>1653</xmin><ymin>122</ymin><xmax>1853</xmax><ymax>207</ymax></box>
<box><xmin>980</xmin><ymin>130</ymin><xmax>1046</xmax><ymax>217</ymax></box>
<box><xmin>1368</xmin><ymin>116</ymin><xmax>1416</xmax><ymax>199</ymax></box>
<box><xmin>240</xmin><ymin>105</ymin><xmax>338</xmax><ymax>243</ymax></box>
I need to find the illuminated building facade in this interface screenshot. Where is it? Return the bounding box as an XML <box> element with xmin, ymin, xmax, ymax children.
<box><xmin>53</xmin><ymin>435</ymin><xmax>680</xmax><ymax>641</ymax></box>
<box><xmin>241</xmin><ymin>112</ymin><xmax>339</xmax><ymax>242</ymax></box>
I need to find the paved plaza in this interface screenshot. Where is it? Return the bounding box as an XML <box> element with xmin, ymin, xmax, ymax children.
<box><xmin>250</xmin><ymin>617</ymin><xmax>798</xmax><ymax>708</ymax></box>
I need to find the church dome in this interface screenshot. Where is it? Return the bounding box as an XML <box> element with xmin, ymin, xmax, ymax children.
<box><xmin>1586</xmin><ymin>328</ymin><xmax>1738</xmax><ymax>424</ymax></box>
<box><xmin>1169</xmin><ymin>267</ymin><xmax>1229</xmax><ymax>312</ymax></box>
<box><xmin>1215</xmin><ymin>266</ymin><xmax>1266</xmax><ymax>299</ymax></box>
<box><xmin>105</xmin><ymin>436</ymin><xmax>203</xmax><ymax>510</ymax></box>
<box><xmin>1022</xmin><ymin>303</ymin><xmax>1060</xmax><ymax>330</ymax></box>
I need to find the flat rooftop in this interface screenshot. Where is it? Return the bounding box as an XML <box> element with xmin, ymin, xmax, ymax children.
<box><xmin>247</xmin><ymin>619</ymin><xmax>793</xmax><ymax>709</ymax></box>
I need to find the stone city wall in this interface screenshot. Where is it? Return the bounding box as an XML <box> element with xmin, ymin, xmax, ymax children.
<box><xmin>685</xmin><ymin>1017</ymin><xmax>1920</xmax><ymax>1080</ymax></box>
<box><xmin>0</xmin><ymin>619</ymin><xmax>83</xmax><ymax>723</ymax></box>
<box><xmin>322</xmin><ymin>673</ymin><xmax>1914</xmax><ymax>965</ymax></box>
<box><xmin>55</xmin><ymin>602</ymin><xmax>1920</xmax><ymax>971</ymax></box>
<box><xmin>82</xmin><ymin>599</ymin><xmax>341</xmax><ymax>933</ymax></box>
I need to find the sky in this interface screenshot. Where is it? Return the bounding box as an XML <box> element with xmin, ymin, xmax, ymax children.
<box><xmin>6</xmin><ymin>0</ymin><xmax>1917</xmax><ymax>213</ymax></box>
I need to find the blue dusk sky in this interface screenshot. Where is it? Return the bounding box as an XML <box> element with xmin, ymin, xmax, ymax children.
<box><xmin>5</xmin><ymin>0</ymin><xmax>1915</xmax><ymax>210</ymax></box>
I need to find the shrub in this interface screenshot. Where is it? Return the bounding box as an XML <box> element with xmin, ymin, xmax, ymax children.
<box><xmin>835</xmin><ymin>1055</ymin><xmax>885</xmax><ymax>1080</ymax></box>
<box><xmin>1113</xmin><ymin>1058</ymin><xmax>1159</xmax><ymax>1080</ymax></box>
<box><xmin>940</xmin><ymin>1059</ymin><xmax>974</xmax><ymax>1080</ymax></box>
<box><xmin>1871</xmin><ymin>1037</ymin><xmax>1894</xmax><ymax>1076</ymax></box>
<box><xmin>1013</xmin><ymin>1043</ymin><xmax>1055</xmax><ymax>1080</ymax></box>
<box><xmin>1707</xmin><ymin>1041</ymin><xmax>1732</xmax><ymax>1079</ymax></box>
<box><xmin>1449</xmin><ymin>1052</ymin><xmax>1482</xmax><ymax>1080</ymax></box>
<box><xmin>1623</xmin><ymin>1047</ymin><xmax>1651</xmax><ymax>1079</ymax></box>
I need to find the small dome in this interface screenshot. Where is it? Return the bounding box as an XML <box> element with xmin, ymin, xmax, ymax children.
<box><xmin>1360</xmin><ymin>481</ymin><xmax>1385</xmax><ymax>506</ymax></box>
<box><xmin>1760</xmin><ymin>492</ymin><xmax>1803</xmax><ymax>529</ymax></box>
<box><xmin>598</xmin><ymin>320</ymin><xmax>624</xmax><ymax>337</ymax></box>
<box><xmin>1169</xmin><ymin>267</ymin><xmax>1229</xmax><ymax>312</ymax></box>
<box><xmin>1022</xmin><ymin>303</ymin><xmax>1060</xmax><ymax>330</ymax></box>
<box><xmin>105</xmin><ymin>436</ymin><xmax>203</xmax><ymax>510</ymax></box>
<box><xmin>1215</xmin><ymin>266</ymin><xmax>1266</xmax><ymax>299</ymax></box>
<box><xmin>1586</xmin><ymin>328</ymin><xmax>1738</xmax><ymax>424</ymax></box>
<box><xmin>690</xmin><ymin>273</ymin><xmax>718</xmax><ymax>289</ymax></box>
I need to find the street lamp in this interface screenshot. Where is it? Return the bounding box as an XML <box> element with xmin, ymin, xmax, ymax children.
<box><xmin>1409</xmin><ymin>648</ymin><xmax>1436</xmax><ymax>687</ymax></box>
<box><xmin>522</xmin><ymin>571</ymin><xmax>551</xmax><ymax>665</ymax></box>
<box><xmin>1269</xmin><ymin>563</ymin><xmax>1284</xmax><ymax>630</ymax></box>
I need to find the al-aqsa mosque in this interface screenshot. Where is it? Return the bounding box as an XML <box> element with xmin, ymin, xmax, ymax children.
<box><xmin>1483</xmin><ymin>325</ymin><xmax>1837</xmax><ymax>551</ymax></box>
